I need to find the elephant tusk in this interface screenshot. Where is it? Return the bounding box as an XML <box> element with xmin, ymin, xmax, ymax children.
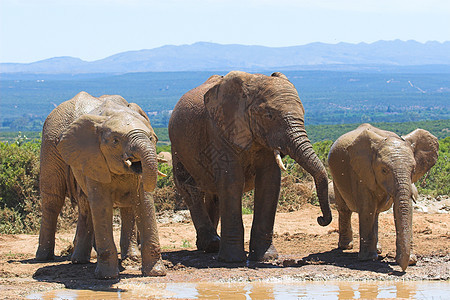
<box><xmin>125</xmin><ymin>159</ymin><xmax>132</xmax><ymax>167</ymax></box>
<box><xmin>411</xmin><ymin>183</ymin><xmax>418</xmax><ymax>204</ymax></box>
<box><xmin>274</xmin><ymin>150</ymin><xmax>287</xmax><ymax>171</ymax></box>
<box><xmin>158</xmin><ymin>170</ymin><xmax>167</xmax><ymax>177</ymax></box>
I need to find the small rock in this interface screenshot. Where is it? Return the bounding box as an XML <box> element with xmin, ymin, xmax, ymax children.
<box><xmin>282</xmin><ymin>259</ymin><xmax>297</xmax><ymax>267</ymax></box>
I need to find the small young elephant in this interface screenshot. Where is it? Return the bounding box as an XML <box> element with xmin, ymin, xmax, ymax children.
<box><xmin>328</xmin><ymin>124</ymin><xmax>439</xmax><ymax>271</ymax></box>
<box><xmin>36</xmin><ymin>92</ymin><xmax>166</xmax><ymax>278</ymax></box>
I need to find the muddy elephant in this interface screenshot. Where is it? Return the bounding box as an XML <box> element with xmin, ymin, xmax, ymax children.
<box><xmin>169</xmin><ymin>71</ymin><xmax>332</xmax><ymax>262</ymax></box>
<box><xmin>36</xmin><ymin>91</ymin><xmax>166</xmax><ymax>278</ymax></box>
<box><xmin>158</xmin><ymin>151</ymin><xmax>172</xmax><ymax>166</ymax></box>
<box><xmin>328</xmin><ymin>124</ymin><xmax>439</xmax><ymax>271</ymax></box>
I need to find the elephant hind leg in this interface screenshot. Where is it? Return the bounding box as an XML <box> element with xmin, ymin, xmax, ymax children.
<box><xmin>119</xmin><ymin>207</ymin><xmax>140</xmax><ymax>261</ymax></box>
<box><xmin>173</xmin><ymin>161</ymin><xmax>219</xmax><ymax>252</ymax></box>
<box><xmin>36</xmin><ymin>151</ymin><xmax>67</xmax><ymax>261</ymax></box>
<box><xmin>205</xmin><ymin>193</ymin><xmax>220</xmax><ymax>230</ymax></box>
<box><xmin>71</xmin><ymin>193</ymin><xmax>94</xmax><ymax>264</ymax></box>
<box><xmin>36</xmin><ymin>191</ymin><xmax>65</xmax><ymax>261</ymax></box>
<box><xmin>336</xmin><ymin>188</ymin><xmax>353</xmax><ymax>250</ymax></box>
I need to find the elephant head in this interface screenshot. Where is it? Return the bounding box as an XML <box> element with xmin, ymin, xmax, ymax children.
<box><xmin>204</xmin><ymin>71</ymin><xmax>332</xmax><ymax>226</ymax></box>
<box><xmin>56</xmin><ymin>100</ymin><xmax>159</xmax><ymax>192</ymax></box>
<box><xmin>348</xmin><ymin>127</ymin><xmax>439</xmax><ymax>270</ymax></box>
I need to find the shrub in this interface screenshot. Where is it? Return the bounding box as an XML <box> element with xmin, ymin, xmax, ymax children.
<box><xmin>154</xmin><ymin>161</ymin><xmax>186</xmax><ymax>211</ymax></box>
<box><xmin>417</xmin><ymin>136</ymin><xmax>450</xmax><ymax>196</ymax></box>
<box><xmin>0</xmin><ymin>137</ymin><xmax>41</xmax><ymax>233</ymax></box>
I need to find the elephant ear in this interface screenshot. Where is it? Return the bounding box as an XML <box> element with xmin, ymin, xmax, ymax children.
<box><xmin>402</xmin><ymin>129</ymin><xmax>439</xmax><ymax>182</ymax></box>
<box><xmin>348</xmin><ymin>128</ymin><xmax>384</xmax><ymax>192</ymax></box>
<box><xmin>57</xmin><ymin>115</ymin><xmax>112</xmax><ymax>183</ymax></box>
<box><xmin>204</xmin><ymin>73</ymin><xmax>252</xmax><ymax>150</ymax></box>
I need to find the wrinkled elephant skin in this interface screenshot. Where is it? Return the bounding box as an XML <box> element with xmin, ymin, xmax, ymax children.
<box><xmin>36</xmin><ymin>92</ymin><xmax>166</xmax><ymax>278</ymax></box>
<box><xmin>169</xmin><ymin>71</ymin><xmax>332</xmax><ymax>263</ymax></box>
<box><xmin>328</xmin><ymin>124</ymin><xmax>439</xmax><ymax>271</ymax></box>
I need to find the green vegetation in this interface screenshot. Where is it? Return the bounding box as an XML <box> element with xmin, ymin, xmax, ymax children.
<box><xmin>306</xmin><ymin>119</ymin><xmax>450</xmax><ymax>143</ymax></box>
<box><xmin>3</xmin><ymin>119</ymin><xmax>448</xmax><ymax>145</ymax></box>
<box><xmin>154</xmin><ymin>128</ymin><xmax>170</xmax><ymax>145</ymax></box>
<box><xmin>181</xmin><ymin>239</ymin><xmax>192</xmax><ymax>248</ymax></box>
<box><xmin>417</xmin><ymin>137</ymin><xmax>450</xmax><ymax>196</ymax></box>
<box><xmin>1</xmin><ymin>128</ymin><xmax>448</xmax><ymax>234</ymax></box>
<box><xmin>0</xmin><ymin>137</ymin><xmax>41</xmax><ymax>234</ymax></box>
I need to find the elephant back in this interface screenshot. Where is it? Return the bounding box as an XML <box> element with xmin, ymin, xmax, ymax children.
<box><xmin>42</xmin><ymin>92</ymin><xmax>103</xmax><ymax>143</ymax></box>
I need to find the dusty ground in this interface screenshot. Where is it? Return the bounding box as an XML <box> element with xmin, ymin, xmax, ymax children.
<box><xmin>0</xmin><ymin>197</ymin><xmax>449</xmax><ymax>299</ymax></box>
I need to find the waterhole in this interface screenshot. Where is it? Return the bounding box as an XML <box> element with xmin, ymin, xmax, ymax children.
<box><xmin>27</xmin><ymin>281</ymin><xmax>449</xmax><ymax>299</ymax></box>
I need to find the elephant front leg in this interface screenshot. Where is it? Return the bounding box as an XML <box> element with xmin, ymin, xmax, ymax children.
<box><xmin>358</xmin><ymin>210</ymin><xmax>379</xmax><ymax>261</ymax></box>
<box><xmin>248</xmin><ymin>157</ymin><xmax>280</xmax><ymax>261</ymax></box>
<box><xmin>216</xmin><ymin>166</ymin><xmax>246</xmax><ymax>263</ymax></box>
<box><xmin>134</xmin><ymin>189</ymin><xmax>166</xmax><ymax>276</ymax></box>
<box><xmin>119</xmin><ymin>207</ymin><xmax>140</xmax><ymax>261</ymax></box>
<box><xmin>87</xmin><ymin>182</ymin><xmax>119</xmax><ymax>279</ymax></box>
<box><xmin>71</xmin><ymin>194</ymin><xmax>94</xmax><ymax>264</ymax></box>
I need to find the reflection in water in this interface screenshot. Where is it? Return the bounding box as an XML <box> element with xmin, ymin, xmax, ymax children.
<box><xmin>27</xmin><ymin>281</ymin><xmax>450</xmax><ymax>299</ymax></box>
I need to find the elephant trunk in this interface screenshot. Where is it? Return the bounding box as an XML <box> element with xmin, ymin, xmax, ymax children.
<box><xmin>128</xmin><ymin>130</ymin><xmax>158</xmax><ymax>192</ymax></box>
<box><xmin>285</xmin><ymin>126</ymin><xmax>332</xmax><ymax>226</ymax></box>
<box><xmin>393</xmin><ymin>176</ymin><xmax>413</xmax><ymax>271</ymax></box>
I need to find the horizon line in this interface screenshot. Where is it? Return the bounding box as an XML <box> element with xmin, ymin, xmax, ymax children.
<box><xmin>1</xmin><ymin>39</ymin><xmax>449</xmax><ymax>64</ymax></box>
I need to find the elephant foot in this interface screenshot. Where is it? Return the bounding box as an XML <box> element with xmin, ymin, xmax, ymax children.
<box><xmin>196</xmin><ymin>235</ymin><xmax>220</xmax><ymax>253</ymax></box>
<box><xmin>95</xmin><ymin>263</ymin><xmax>119</xmax><ymax>279</ymax></box>
<box><xmin>395</xmin><ymin>253</ymin><xmax>417</xmax><ymax>271</ymax></box>
<box><xmin>71</xmin><ymin>245</ymin><xmax>92</xmax><ymax>264</ymax></box>
<box><xmin>35</xmin><ymin>248</ymin><xmax>55</xmax><ymax>262</ymax></box>
<box><xmin>338</xmin><ymin>240</ymin><xmax>353</xmax><ymax>250</ymax></box>
<box><xmin>196</xmin><ymin>228</ymin><xmax>220</xmax><ymax>253</ymax></box>
<box><xmin>248</xmin><ymin>244</ymin><xmax>278</xmax><ymax>262</ymax></box>
<box><xmin>218</xmin><ymin>246</ymin><xmax>246</xmax><ymax>263</ymax></box>
<box><xmin>142</xmin><ymin>258</ymin><xmax>166</xmax><ymax>277</ymax></box>
<box><xmin>121</xmin><ymin>247</ymin><xmax>140</xmax><ymax>261</ymax></box>
<box><xmin>71</xmin><ymin>253</ymin><xmax>91</xmax><ymax>264</ymax></box>
<box><xmin>358</xmin><ymin>251</ymin><xmax>378</xmax><ymax>261</ymax></box>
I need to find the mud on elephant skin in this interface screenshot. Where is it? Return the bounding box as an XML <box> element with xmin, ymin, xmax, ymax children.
<box><xmin>169</xmin><ymin>71</ymin><xmax>332</xmax><ymax>263</ymax></box>
<box><xmin>328</xmin><ymin>124</ymin><xmax>439</xmax><ymax>271</ymax></box>
<box><xmin>36</xmin><ymin>91</ymin><xmax>166</xmax><ymax>279</ymax></box>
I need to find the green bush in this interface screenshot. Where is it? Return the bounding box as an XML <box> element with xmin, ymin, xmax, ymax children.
<box><xmin>0</xmin><ymin>137</ymin><xmax>41</xmax><ymax>234</ymax></box>
<box><xmin>417</xmin><ymin>136</ymin><xmax>450</xmax><ymax>196</ymax></box>
<box><xmin>154</xmin><ymin>161</ymin><xmax>186</xmax><ymax>211</ymax></box>
<box><xmin>0</xmin><ymin>134</ymin><xmax>448</xmax><ymax>235</ymax></box>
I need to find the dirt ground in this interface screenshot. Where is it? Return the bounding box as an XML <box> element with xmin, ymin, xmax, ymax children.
<box><xmin>0</xmin><ymin>198</ymin><xmax>449</xmax><ymax>299</ymax></box>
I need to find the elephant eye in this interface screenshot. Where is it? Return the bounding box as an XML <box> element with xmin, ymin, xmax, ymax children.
<box><xmin>381</xmin><ymin>167</ymin><xmax>389</xmax><ymax>175</ymax></box>
<box><xmin>112</xmin><ymin>137</ymin><xmax>119</xmax><ymax>145</ymax></box>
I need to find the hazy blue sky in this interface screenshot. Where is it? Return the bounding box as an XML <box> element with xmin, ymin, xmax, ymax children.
<box><xmin>1</xmin><ymin>0</ymin><xmax>449</xmax><ymax>63</ymax></box>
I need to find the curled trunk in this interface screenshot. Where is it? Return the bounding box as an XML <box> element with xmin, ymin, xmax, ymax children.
<box><xmin>285</xmin><ymin>128</ymin><xmax>332</xmax><ymax>226</ymax></box>
<box><xmin>129</xmin><ymin>130</ymin><xmax>158</xmax><ymax>192</ymax></box>
<box><xmin>393</xmin><ymin>181</ymin><xmax>413</xmax><ymax>271</ymax></box>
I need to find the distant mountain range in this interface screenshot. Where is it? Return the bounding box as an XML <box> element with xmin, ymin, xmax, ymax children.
<box><xmin>1</xmin><ymin>40</ymin><xmax>450</xmax><ymax>74</ymax></box>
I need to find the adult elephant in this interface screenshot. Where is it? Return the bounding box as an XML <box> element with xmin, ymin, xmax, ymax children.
<box><xmin>328</xmin><ymin>124</ymin><xmax>439</xmax><ymax>271</ymax></box>
<box><xmin>36</xmin><ymin>92</ymin><xmax>166</xmax><ymax>279</ymax></box>
<box><xmin>169</xmin><ymin>71</ymin><xmax>332</xmax><ymax>262</ymax></box>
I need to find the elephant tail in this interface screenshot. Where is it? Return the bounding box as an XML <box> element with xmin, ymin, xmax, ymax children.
<box><xmin>65</xmin><ymin>166</ymin><xmax>80</xmax><ymax>208</ymax></box>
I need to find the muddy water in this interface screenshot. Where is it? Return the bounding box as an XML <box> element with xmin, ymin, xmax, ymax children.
<box><xmin>27</xmin><ymin>281</ymin><xmax>450</xmax><ymax>299</ymax></box>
